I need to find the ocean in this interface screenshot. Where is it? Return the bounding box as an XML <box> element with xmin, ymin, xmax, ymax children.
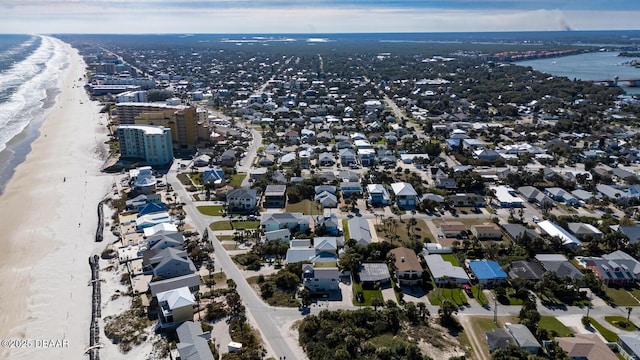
<box><xmin>0</xmin><ymin>35</ymin><xmax>69</xmax><ymax>194</ymax></box>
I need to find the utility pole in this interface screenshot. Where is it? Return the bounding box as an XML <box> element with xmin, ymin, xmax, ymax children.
<box><xmin>493</xmin><ymin>295</ymin><xmax>498</xmax><ymax>324</ymax></box>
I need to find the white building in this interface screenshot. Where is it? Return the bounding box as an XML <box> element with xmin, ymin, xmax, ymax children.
<box><xmin>537</xmin><ymin>220</ymin><xmax>583</xmax><ymax>249</ymax></box>
<box><xmin>117</xmin><ymin>124</ymin><xmax>174</xmax><ymax>165</ymax></box>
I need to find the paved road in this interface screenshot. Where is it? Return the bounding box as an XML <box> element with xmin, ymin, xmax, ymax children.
<box><xmin>168</xmin><ymin>162</ymin><xmax>305</xmax><ymax>359</ymax></box>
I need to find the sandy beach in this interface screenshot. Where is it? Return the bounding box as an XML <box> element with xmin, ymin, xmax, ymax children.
<box><xmin>0</xmin><ymin>39</ymin><xmax>113</xmax><ymax>359</ymax></box>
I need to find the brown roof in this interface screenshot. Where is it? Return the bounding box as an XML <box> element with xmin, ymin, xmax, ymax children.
<box><xmin>440</xmin><ymin>221</ymin><xmax>466</xmax><ymax>232</ymax></box>
<box><xmin>471</xmin><ymin>223</ymin><xmax>502</xmax><ymax>234</ymax></box>
<box><xmin>555</xmin><ymin>334</ymin><xmax>617</xmax><ymax>360</ymax></box>
<box><xmin>390</xmin><ymin>247</ymin><xmax>422</xmax><ymax>272</ymax></box>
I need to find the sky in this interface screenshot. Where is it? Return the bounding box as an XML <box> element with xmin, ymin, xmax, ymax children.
<box><xmin>0</xmin><ymin>0</ymin><xmax>638</xmax><ymax>34</ymax></box>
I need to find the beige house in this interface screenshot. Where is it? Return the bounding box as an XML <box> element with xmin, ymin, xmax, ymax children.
<box><xmin>390</xmin><ymin>247</ymin><xmax>423</xmax><ymax>286</ymax></box>
<box><xmin>471</xmin><ymin>223</ymin><xmax>503</xmax><ymax>240</ymax></box>
<box><xmin>440</xmin><ymin>221</ymin><xmax>467</xmax><ymax>238</ymax></box>
<box><xmin>156</xmin><ymin>286</ymin><xmax>195</xmax><ymax>329</ymax></box>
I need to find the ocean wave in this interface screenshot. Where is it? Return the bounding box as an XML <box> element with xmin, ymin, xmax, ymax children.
<box><xmin>0</xmin><ymin>36</ymin><xmax>69</xmax><ymax>154</ymax></box>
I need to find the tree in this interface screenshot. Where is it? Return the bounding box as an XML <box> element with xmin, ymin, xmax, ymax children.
<box><xmin>206</xmin><ymin>261</ymin><xmax>216</xmax><ymax>288</ymax></box>
<box><xmin>299</xmin><ymin>288</ymin><xmax>312</xmax><ymax>308</ymax></box>
<box><xmin>371</xmin><ymin>297</ymin><xmax>384</xmax><ymax>311</ymax></box>
<box><xmin>491</xmin><ymin>344</ymin><xmax>531</xmax><ymax>360</ymax></box>
<box><xmin>438</xmin><ymin>299</ymin><xmax>458</xmax><ymax>326</ymax></box>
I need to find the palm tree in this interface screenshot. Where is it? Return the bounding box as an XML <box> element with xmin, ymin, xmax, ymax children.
<box><xmin>206</xmin><ymin>261</ymin><xmax>216</xmax><ymax>288</ymax></box>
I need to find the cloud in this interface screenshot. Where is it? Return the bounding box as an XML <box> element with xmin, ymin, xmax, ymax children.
<box><xmin>0</xmin><ymin>1</ymin><xmax>638</xmax><ymax>33</ymax></box>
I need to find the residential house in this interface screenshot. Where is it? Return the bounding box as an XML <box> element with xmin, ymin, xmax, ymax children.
<box><xmin>505</xmin><ymin>323</ymin><xmax>541</xmax><ymax>355</ymax></box>
<box><xmin>258</xmin><ymin>155</ymin><xmax>275</xmax><ymax>167</ymax></box>
<box><xmin>486</xmin><ymin>329</ymin><xmax>516</xmax><ymax>352</ymax></box>
<box><xmin>285</xmin><ymin>130</ymin><xmax>300</xmax><ymax>144</ymax></box>
<box><xmin>367</xmin><ymin>184</ymin><xmax>391</xmax><ymax>206</ymax></box>
<box><xmin>501</xmin><ymin>223</ymin><xmax>541</xmax><ymax>243</ymax></box>
<box><xmin>508</xmin><ymin>260</ymin><xmax>545</xmax><ymax>281</ymax></box>
<box><xmin>517</xmin><ymin>186</ymin><xmax>554</xmax><ymax>208</ymax></box>
<box><xmin>145</xmin><ymin>247</ymin><xmax>197</xmax><ymax>280</ymax></box>
<box><xmin>193</xmin><ymin>154</ymin><xmax>211</xmax><ymax>167</ymax></box>
<box><xmin>545</xmin><ymin>187</ymin><xmax>579</xmax><ymax>206</ymax></box>
<box><xmin>440</xmin><ymin>221</ymin><xmax>467</xmax><ymax>238</ymax></box>
<box><xmin>226</xmin><ymin>188</ymin><xmax>257</xmax><ymax>213</ymax></box>
<box><xmin>567</xmin><ymin>222</ymin><xmax>603</xmax><ymax>240</ymax></box>
<box><xmin>391</xmin><ymin>182</ymin><xmax>418</xmax><ymax>210</ymax></box>
<box><xmin>389</xmin><ymin>247</ymin><xmax>423</xmax><ymax>286</ymax></box>
<box><xmin>535</xmin><ymin>254</ymin><xmax>583</xmax><ymax>280</ymax></box>
<box><xmin>317</xmin><ymin>152</ymin><xmax>335</xmax><ymax>167</ymax></box>
<box><xmin>551</xmin><ymin>334</ymin><xmax>617</xmax><ymax>360</ymax></box>
<box><xmin>149</xmin><ymin>273</ymin><xmax>201</xmax><ymax>297</ymax></box>
<box><xmin>359</xmin><ymin>263</ymin><xmax>391</xmax><ymax>288</ymax></box>
<box><xmin>433</xmin><ymin>168</ymin><xmax>456</xmax><ymax>189</ymax></box>
<box><xmin>315</xmin><ymin>191</ymin><xmax>338</xmax><ymax>208</ymax></box>
<box><xmin>471</xmin><ymin>223</ymin><xmax>503</xmax><ymax>240</ymax></box>
<box><xmin>358</xmin><ymin>148</ymin><xmax>376</xmax><ymax>167</ymax></box>
<box><xmin>618</xmin><ymin>225</ymin><xmax>640</xmax><ymax>244</ymax></box>
<box><xmin>285</xmin><ymin>239</ymin><xmax>316</xmax><ymax>264</ymax></box>
<box><xmin>203</xmin><ymin>168</ymin><xmax>227</xmax><ymax>186</ymax></box>
<box><xmin>571</xmin><ymin>189</ymin><xmax>595</xmax><ymax>203</ymax></box>
<box><xmin>348</xmin><ymin>217</ymin><xmax>372</xmax><ymax>246</ymax></box>
<box><xmin>176</xmin><ymin>321</ymin><xmax>215</xmax><ymax>360</ymax></box>
<box><xmin>263</xmin><ymin>184</ymin><xmax>287</xmax><ymax>208</ymax></box>
<box><xmin>139</xmin><ymin>202</ymin><xmax>168</xmax><ymax>216</ymax></box>
<box><xmin>315</xmin><ymin>185</ymin><xmax>337</xmax><ymax>196</ymax></box>
<box><xmin>302</xmin><ymin>264</ymin><xmax>340</xmax><ymax>293</ymax></box>
<box><xmin>489</xmin><ymin>185</ymin><xmax>524</xmax><ymax>208</ymax></box>
<box><xmin>474</xmin><ymin>148</ymin><xmax>501</xmax><ymax>162</ymax></box>
<box><xmin>145</xmin><ymin>230</ymin><xmax>185</xmax><ymax>251</ymax></box>
<box><xmin>338</xmin><ymin>170</ymin><xmax>359</xmax><ymax>182</ymax></box>
<box><xmin>538</xmin><ymin>220</ymin><xmax>583</xmax><ymax>249</ymax></box>
<box><xmin>126</xmin><ymin>193</ymin><xmax>162</xmax><ymax>211</ymax></box>
<box><xmin>425</xmin><ymin>254</ymin><xmax>469</xmax><ymax>285</ymax></box>
<box><xmin>339</xmin><ymin>148</ymin><xmax>357</xmax><ymax>166</ymax></box>
<box><xmin>583</xmin><ymin>257</ymin><xmax>635</xmax><ymax>285</ymax></box>
<box><xmin>156</xmin><ymin>286</ymin><xmax>195</xmax><ymax>329</ymax></box>
<box><xmin>618</xmin><ymin>334</ymin><xmax>640</xmax><ymax>360</ymax></box>
<box><xmin>468</xmin><ymin>260</ymin><xmax>508</xmax><ymax>287</ymax></box>
<box><xmin>143</xmin><ymin>223</ymin><xmax>179</xmax><ymax>237</ymax></box>
<box><xmin>449</xmin><ymin>193</ymin><xmax>486</xmax><ymax>207</ymax></box>
<box><xmin>260</xmin><ymin>212</ymin><xmax>310</xmax><ymax>233</ymax></box>
<box><xmin>315</xmin><ymin>214</ymin><xmax>340</xmax><ymax>236</ymax></box>
<box><xmin>602</xmin><ymin>250</ymin><xmax>640</xmax><ymax>280</ymax></box>
<box><xmin>136</xmin><ymin>211</ymin><xmax>172</xmax><ymax>231</ymax></box>
<box><xmin>340</xmin><ymin>182</ymin><xmax>363</xmax><ymax>198</ymax></box>
<box><xmin>263</xmin><ymin>229</ymin><xmax>291</xmax><ymax>243</ymax></box>
<box><xmin>220</xmin><ymin>149</ymin><xmax>236</xmax><ymax>166</ymax></box>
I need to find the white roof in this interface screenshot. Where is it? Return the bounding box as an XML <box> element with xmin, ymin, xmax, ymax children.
<box><xmin>118</xmin><ymin>124</ymin><xmax>167</xmax><ymax>135</ymax></box>
<box><xmin>144</xmin><ymin>223</ymin><xmax>178</xmax><ymax>237</ymax></box>
<box><xmin>156</xmin><ymin>286</ymin><xmax>194</xmax><ymax>309</ymax></box>
<box><xmin>425</xmin><ymin>255</ymin><xmax>469</xmax><ymax>281</ymax></box>
<box><xmin>489</xmin><ymin>185</ymin><xmax>524</xmax><ymax>205</ymax></box>
<box><xmin>391</xmin><ymin>182</ymin><xmax>418</xmax><ymax>196</ymax></box>
<box><xmin>538</xmin><ymin>220</ymin><xmax>582</xmax><ymax>248</ymax></box>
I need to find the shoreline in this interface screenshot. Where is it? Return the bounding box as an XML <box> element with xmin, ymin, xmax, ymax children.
<box><xmin>0</xmin><ymin>38</ymin><xmax>113</xmax><ymax>359</ymax></box>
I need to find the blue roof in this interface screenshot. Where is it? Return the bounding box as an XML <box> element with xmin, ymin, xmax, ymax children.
<box><xmin>138</xmin><ymin>202</ymin><xmax>167</xmax><ymax>216</ymax></box>
<box><xmin>468</xmin><ymin>260</ymin><xmax>507</xmax><ymax>280</ymax></box>
<box><xmin>446</xmin><ymin>138</ymin><xmax>461</xmax><ymax>147</ymax></box>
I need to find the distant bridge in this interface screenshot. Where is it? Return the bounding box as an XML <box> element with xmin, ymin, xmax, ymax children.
<box><xmin>587</xmin><ymin>77</ymin><xmax>640</xmax><ymax>87</ymax></box>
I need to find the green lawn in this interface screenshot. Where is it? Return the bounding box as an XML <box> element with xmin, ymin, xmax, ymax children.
<box><xmin>230</xmin><ymin>173</ymin><xmax>246</xmax><ymax>188</ymax></box>
<box><xmin>441</xmin><ymin>254</ymin><xmax>460</xmax><ymax>266</ymax></box>
<box><xmin>428</xmin><ymin>285</ymin><xmax>468</xmax><ymax>306</ymax></box>
<box><xmin>342</xmin><ymin>219</ymin><xmax>350</xmax><ymax>241</ymax></box>
<box><xmin>605</xmin><ymin>286</ymin><xmax>640</xmax><ymax>307</ymax></box>
<box><xmin>605</xmin><ymin>316</ymin><xmax>638</xmax><ymax>331</ymax></box>
<box><xmin>210</xmin><ymin>220</ymin><xmax>260</xmax><ymax>231</ymax></box>
<box><xmin>538</xmin><ymin>316</ymin><xmax>573</xmax><ymax>337</ymax></box>
<box><xmin>232</xmin><ymin>220</ymin><xmax>260</xmax><ymax>230</ymax></box>
<box><xmin>495</xmin><ymin>288</ymin><xmax>525</xmax><ymax>306</ymax></box>
<box><xmin>210</xmin><ymin>221</ymin><xmax>233</xmax><ymax>231</ymax></box>
<box><xmin>286</xmin><ymin>199</ymin><xmax>323</xmax><ymax>215</ymax></box>
<box><xmin>197</xmin><ymin>205</ymin><xmax>224</xmax><ymax>216</ymax></box>
<box><xmin>352</xmin><ymin>282</ymin><xmax>384</xmax><ymax>306</ymax></box>
<box><xmin>588</xmin><ymin>317</ymin><xmax>618</xmax><ymax>342</ymax></box>
<box><xmin>472</xmin><ymin>285</ymin><xmax>488</xmax><ymax>305</ymax></box>
<box><xmin>189</xmin><ymin>173</ymin><xmax>203</xmax><ymax>186</ymax></box>
<box><xmin>217</xmin><ymin>235</ymin><xmax>233</xmax><ymax>241</ymax></box>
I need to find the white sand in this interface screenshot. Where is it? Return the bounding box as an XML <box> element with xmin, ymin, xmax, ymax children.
<box><xmin>0</xmin><ymin>39</ymin><xmax>114</xmax><ymax>359</ymax></box>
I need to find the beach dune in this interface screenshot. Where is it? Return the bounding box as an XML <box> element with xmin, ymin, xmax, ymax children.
<box><xmin>0</xmin><ymin>39</ymin><xmax>113</xmax><ymax>359</ymax></box>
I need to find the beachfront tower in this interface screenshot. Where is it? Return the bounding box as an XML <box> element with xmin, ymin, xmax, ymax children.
<box><xmin>117</xmin><ymin>124</ymin><xmax>174</xmax><ymax>165</ymax></box>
